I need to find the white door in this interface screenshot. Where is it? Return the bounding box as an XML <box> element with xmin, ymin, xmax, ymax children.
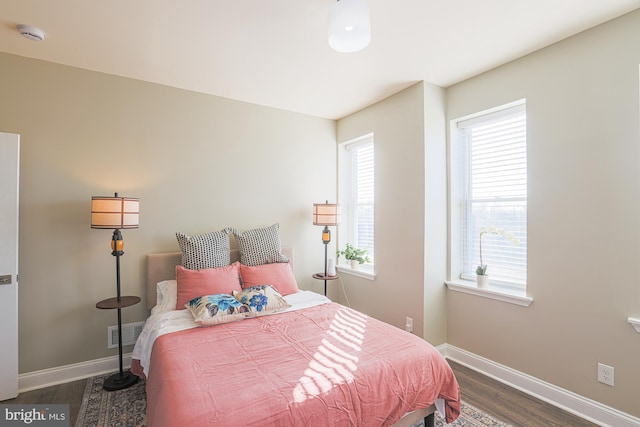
<box><xmin>0</xmin><ymin>132</ymin><xmax>19</xmax><ymax>401</ymax></box>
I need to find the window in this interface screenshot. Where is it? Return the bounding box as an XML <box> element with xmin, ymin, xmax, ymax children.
<box><xmin>452</xmin><ymin>101</ymin><xmax>527</xmax><ymax>289</ymax></box>
<box><xmin>338</xmin><ymin>134</ymin><xmax>375</xmax><ymax>273</ymax></box>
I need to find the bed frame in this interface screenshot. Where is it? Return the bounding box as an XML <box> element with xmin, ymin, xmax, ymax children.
<box><xmin>145</xmin><ymin>249</ymin><xmax>436</xmax><ymax>427</ymax></box>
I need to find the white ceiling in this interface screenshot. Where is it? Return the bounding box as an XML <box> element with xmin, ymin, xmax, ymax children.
<box><xmin>2</xmin><ymin>1</ymin><xmax>639</xmax><ymax>119</ymax></box>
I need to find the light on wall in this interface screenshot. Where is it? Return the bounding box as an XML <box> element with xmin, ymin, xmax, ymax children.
<box><xmin>328</xmin><ymin>0</ymin><xmax>371</xmax><ymax>53</ymax></box>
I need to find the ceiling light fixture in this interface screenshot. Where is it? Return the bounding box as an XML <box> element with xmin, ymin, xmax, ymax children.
<box><xmin>16</xmin><ymin>24</ymin><xmax>45</xmax><ymax>42</ymax></box>
<box><xmin>328</xmin><ymin>0</ymin><xmax>371</xmax><ymax>53</ymax></box>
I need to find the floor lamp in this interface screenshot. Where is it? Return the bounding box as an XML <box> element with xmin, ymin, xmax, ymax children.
<box><xmin>313</xmin><ymin>201</ymin><xmax>339</xmax><ymax>295</ymax></box>
<box><xmin>91</xmin><ymin>193</ymin><xmax>140</xmax><ymax>391</ymax></box>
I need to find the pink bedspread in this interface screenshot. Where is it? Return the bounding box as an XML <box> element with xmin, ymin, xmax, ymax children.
<box><xmin>141</xmin><ymin>302</ymin><xmax>460</xmax><ymax>426</ymax></box>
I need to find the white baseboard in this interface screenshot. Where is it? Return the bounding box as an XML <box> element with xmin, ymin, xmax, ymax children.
<box><xmin>19</xmin><ymin>353</ymin><xmax>132</xmax><ymax>393</ymax></box>
<box><xmin>442</xmin><ymin>344</ymin><xmax>640</xmax><ymax>427</ymax></box>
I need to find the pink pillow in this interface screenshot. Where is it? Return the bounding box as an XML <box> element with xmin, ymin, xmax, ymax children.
<box><xmin>239</xmin><ymin>262</ymin><xmax>299</xmax><ymax>296</ymax></box>
<box><xmin>175</xmin><ymin>262</ymin><xmax>242</xmax><ymax>310</ymax></box>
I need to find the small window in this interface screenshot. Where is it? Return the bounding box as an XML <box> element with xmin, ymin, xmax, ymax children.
<box><xmin>451</xmin><ymin>101</ymin><xmax>527</xmax><ymax>289</ymax></box>
<box><xmin>338</xmin><ymin>134</ymin><xmax>375</xmax><ymax>271</ymax></box>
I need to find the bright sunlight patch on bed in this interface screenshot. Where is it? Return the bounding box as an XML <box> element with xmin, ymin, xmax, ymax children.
<box><xmin>292</xmin><ymin>307</ymin><xmax>367</xmax><ymax>403</ymax></box>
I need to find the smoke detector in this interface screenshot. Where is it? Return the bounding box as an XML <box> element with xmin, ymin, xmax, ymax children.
<box><xmin>17</xmin><ymin>24</ymin><xmax>45</xmax><ymax>42</ymax></box>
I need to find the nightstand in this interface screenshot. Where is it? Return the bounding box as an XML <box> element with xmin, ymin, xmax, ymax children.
<box><xmin>312</xmin><ymin>273</ymin><xmax>339</xmax><ymax>296</ymax></box>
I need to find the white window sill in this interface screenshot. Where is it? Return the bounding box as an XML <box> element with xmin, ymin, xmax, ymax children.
<box><xmin>445</xmin><ymin>279</ymin><xmax>533</xmax><ymax>307</ymax></box>
<box><xmin>336</xmin><ymin>265</ymin><xmax>376</xmax><ymax>280</ymax></box>
<box><xmin>628</xmin><ymin>317</ymin><xmax>640</xmax><ymax>333</ymax></box>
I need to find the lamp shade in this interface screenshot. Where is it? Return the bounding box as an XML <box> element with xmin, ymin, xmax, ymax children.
<box><xmin>91</xmin><ymin>195</ymin><xmax>139</xmax><ymax>229</ymax></box>
<box><xmin>328</xmin><ymin>0</ymin><xmax>371</xmax><ymax>53</ymax></box>
<box><xmin>313</xmin><ymin>202</ymin><xmax>340</xmax><ymax>226</ymax></box>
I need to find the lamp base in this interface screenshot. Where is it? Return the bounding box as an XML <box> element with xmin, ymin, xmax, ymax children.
<box><xmin>103</xmin><ymin>370</ymin><xmax>139</xmax><ymax>391</ymax></box>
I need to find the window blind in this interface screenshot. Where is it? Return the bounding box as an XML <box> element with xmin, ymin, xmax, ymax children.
<box><xmin>347</xmin><ymin>139</ymin><xmax>375</xmax><ymax>262</ymax></box>
<box><xmin>458</xmin><ymin>105</ymin><xmax>527</xmax><ymax>287</ymax></box>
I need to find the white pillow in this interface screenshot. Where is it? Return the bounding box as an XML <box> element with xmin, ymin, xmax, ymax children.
<box><xmin>151</xmin><ymin>280</ymin><xmax>177</xmax><ymax>315</ymax></box>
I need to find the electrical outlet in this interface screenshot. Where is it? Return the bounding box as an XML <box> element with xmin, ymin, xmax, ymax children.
<box><xmin>597</xmin><ymin>363</ymin><xmax>614</xmax><ymax>387</ymax></box>
<box><xmin>405</xmin><ymin>317</ymin><xmax>413</xmax><ymax>333</ymax></box>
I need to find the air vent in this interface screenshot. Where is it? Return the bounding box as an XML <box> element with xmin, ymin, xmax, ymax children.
<box><xmin>107</xmin><ymin>321</ymin><xmax>144</xmax><ymax>349</ymax></box>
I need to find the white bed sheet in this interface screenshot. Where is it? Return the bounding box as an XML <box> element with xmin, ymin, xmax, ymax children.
<box><xmin>132</xmin><ymin>289</ymin><xmax>331</xmax><ymax>378</ymax></box>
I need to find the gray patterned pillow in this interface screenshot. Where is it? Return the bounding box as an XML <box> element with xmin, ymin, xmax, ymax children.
<box><xmin>176</xmin><ymin>228</ymin><xmax>231</xmax><ymax>270</ymax></box>
<box><xmin>232</xmin><ymin>223</ymin><xmax>289</xmax><ymax>266</ymax></box>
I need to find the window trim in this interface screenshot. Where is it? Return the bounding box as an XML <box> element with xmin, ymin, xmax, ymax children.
<box><xmin>337</xmin><ymin>265</ymin><xmax>376</xmax><ymax>280</ymax></box>
<box><xmin>449</xmin><ymin>99</ymin><xmax>528</xmax><ymax>294</ymax></box>
<box><xmin>445</xmin><ymin>279</ymin><xmax>533</xmax><ymax>307</ymax></box>
<box><xmin>338</xmin><ymin>133</ymin><xmax>375</xmax><ymax>274</ymax></box>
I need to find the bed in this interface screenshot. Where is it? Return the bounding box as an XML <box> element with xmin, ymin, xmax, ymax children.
<box><xmin>132</xmin><ymin>245</ymin><xmax>460</xmax><ymax>427</ymax></box>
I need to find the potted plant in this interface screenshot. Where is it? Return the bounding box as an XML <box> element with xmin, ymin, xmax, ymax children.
<box><xmin>475</xmin><ymin>263</ymin><xmax>489</xmax><ymax>288</ymax></box>
<box><xmin>476</xmin><ymin>227</ymin><xmax>518</xmax><ymax>288</ymax></box>
<box><xmin>337</xmin><ymin>243</ymin><xmax>371</xmax><ymax>270</ymax></box>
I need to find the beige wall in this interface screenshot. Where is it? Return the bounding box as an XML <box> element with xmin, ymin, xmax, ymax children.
<box><xmin>423</xmin><ymin>83</ymin><xmax>448</xmax><ymax>345</ymax></box>
<box><xmin>335</xmin><ymin>82</ymin><xmax>448</xmax><ymax>345</ymax></box>
<box><xmin>0</xmin><ymin>52</ymin><xmax>336</xmax><ymax>374</ymax></box>
<box><xmin>446</xmin><ymin>10</ymin><xmax>640</xmax><ymax>417</ymax></box>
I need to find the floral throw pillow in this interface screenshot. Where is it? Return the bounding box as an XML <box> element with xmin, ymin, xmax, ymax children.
<box><xmin>233</xmin><ymin>285</ymin><xmax>291</xmax><ymax>316</ymax></box>
<box><xmin>186</xmin><ymin>294</ymin><xmax>252</xmax><ymax>326</ymax></box>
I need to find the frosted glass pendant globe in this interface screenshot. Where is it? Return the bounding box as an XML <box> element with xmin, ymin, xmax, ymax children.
<box><xmin>328</xmin><ymin>0</ymin><xmax>371</xmax><ymax>53</ymax></box>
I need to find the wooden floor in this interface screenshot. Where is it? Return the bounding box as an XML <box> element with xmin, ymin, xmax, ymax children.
<box><xmin>449</xmin><ymin>361</ymin><xmax>598</xmax><ymax>426</ymax></box>
<box><xmin>3</xmin><ymin>377</ymin><xmax>86</xmax><ymax>426</ymax></box>
<box><xmin>2</xmin><ymin>361</ymin><xmax>598</xmax><ymax>426</ymax></box>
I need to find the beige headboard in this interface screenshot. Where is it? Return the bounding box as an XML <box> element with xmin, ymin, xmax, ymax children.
<box><xmin>145</xmin><ymin>248</ymin><xmax>294</xmax><ymax>310</ymax></box>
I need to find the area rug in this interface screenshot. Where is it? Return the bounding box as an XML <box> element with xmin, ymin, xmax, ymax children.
<box><xmin>422</xmin><ymin>402</ymin><xmax>512</xmax><ymax>427</ymax></box>
<box><xmin>75</xmin><ymin>373</ymin><xmax>146</xmax><ymax>427</ymax></box>
<box><xmin>76</xmin><ymin>373</ymin><xmax>510</xmax><ymax>427</ymax></box>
